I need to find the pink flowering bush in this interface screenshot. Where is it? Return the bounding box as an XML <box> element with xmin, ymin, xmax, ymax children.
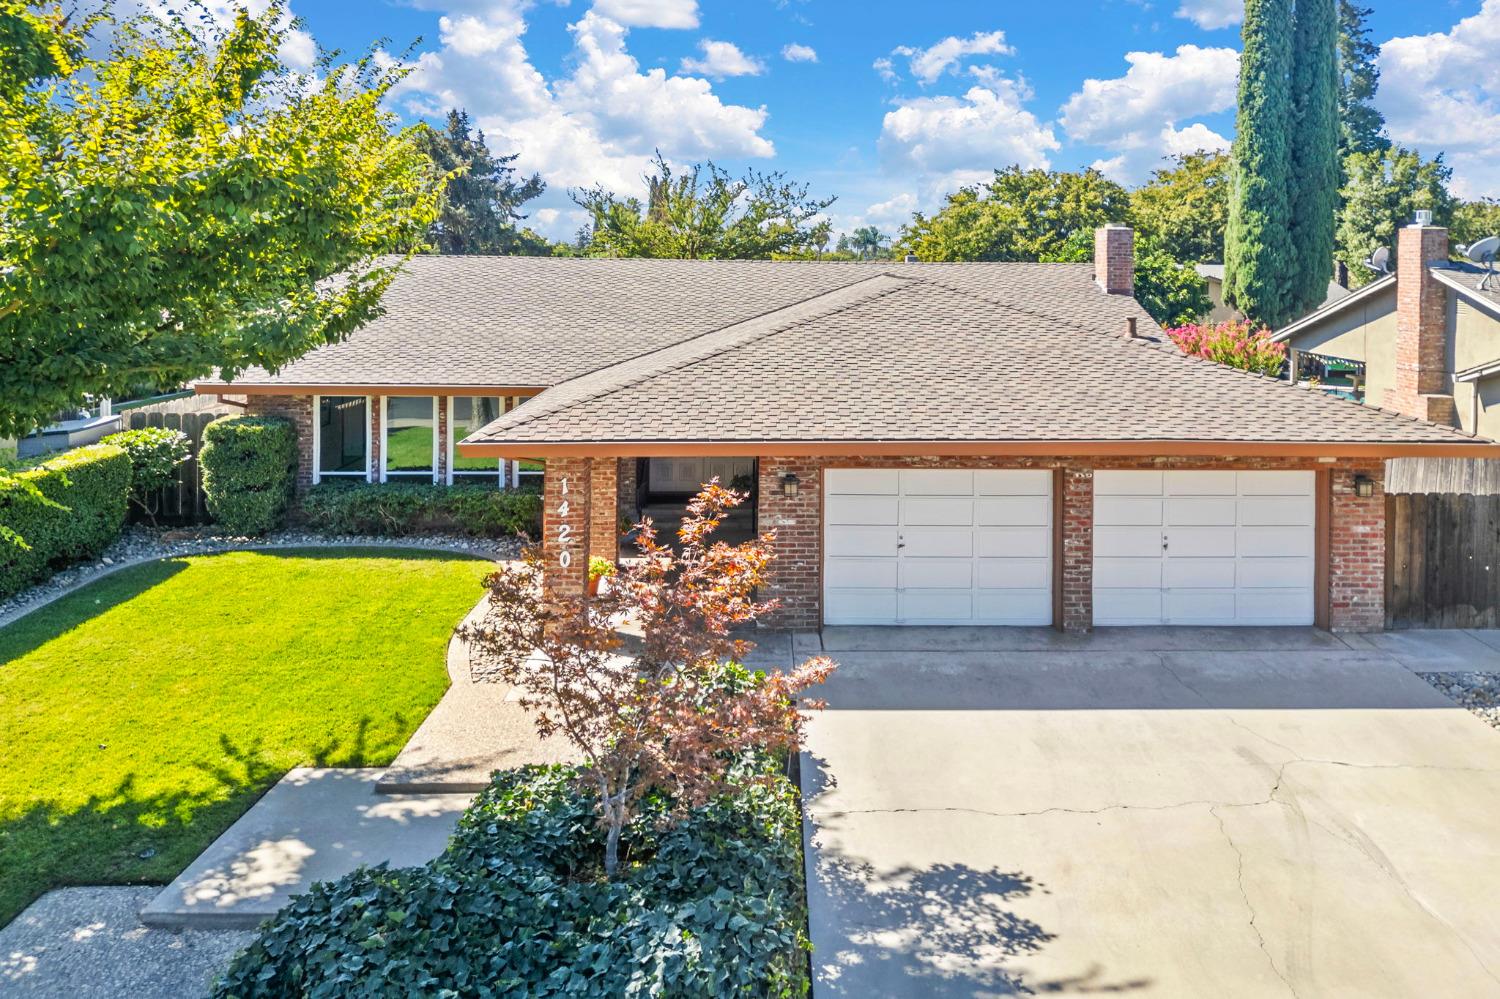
<box><xmin>1165</xmin><ymin>320</ymin><xmax>1286</xmax><ymax>377</ymax></box>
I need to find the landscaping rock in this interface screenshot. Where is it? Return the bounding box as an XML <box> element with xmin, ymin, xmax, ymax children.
<box><xmin>1419</xmin><ymin>671</ymin><xmax>1500</xmax><ymax>732</ymax></box>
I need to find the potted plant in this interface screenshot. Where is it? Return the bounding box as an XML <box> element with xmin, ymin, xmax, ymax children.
<box><xmin>588</xmin><ymin>555</ymin><xmax>616</xmax><ymax>596</ymax></box>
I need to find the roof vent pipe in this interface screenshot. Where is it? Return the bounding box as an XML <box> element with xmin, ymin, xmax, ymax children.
<box><xmin>1125</xmin><ymin>317</ymin><xmax>1138</xmax><ymax>339</ymax></box>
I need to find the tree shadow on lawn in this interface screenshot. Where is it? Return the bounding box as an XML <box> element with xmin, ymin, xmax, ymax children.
<box><xmin>0</xmin><ymin>723</ymin><xmax>379</xmax><ymax>928</ymax></box>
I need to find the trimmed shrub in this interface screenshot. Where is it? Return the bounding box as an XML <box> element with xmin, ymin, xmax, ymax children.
<box><xmin>0</xmin><ymin>444</ymin><xmax>131</xmax><ymax>599</ymax></box>
<box><xmin>215</xmin><ymin>760</ymin><xmax>810</xmax><ymax>998</ymax></box>
<box><xmin>199</xmin><ymin>416</ymin><xmax>297</xmax><ymax>535</ymax></box>
<box><xmin>100</xmin><ymin>427</ymin><xmax>190</xmax><ymax>522</ymax></box>
<box><xmin>300</xmin><ymin>481</ymin><xmax>542</xmax><ymax>539</ymax></box>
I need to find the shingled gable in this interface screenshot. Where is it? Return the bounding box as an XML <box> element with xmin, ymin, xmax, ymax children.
<box><xmin>460</xmin><ymin>269</ymin><xmax>1500</xmax><ymax>458</ymax></box>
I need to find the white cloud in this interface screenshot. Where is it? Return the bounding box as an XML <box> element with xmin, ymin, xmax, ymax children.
<box><xmin>781</xmin><ymin>43</ymin><xmax>818</xmax><ymax>64</ymax></box>
<box><xmin>1378</xmin><ymin>0</ymin><xmax>1500</xmax><ymax>197</ymax></box>
<box><xmin>591</xmin><ymin>0</ymin><xmax>699</xmax><ymax>30</ymax></box>
<box><xmin>1059</xmin><ymin>44</ymin><xmax>1238</xmax><ymax>182</ymax></box>
<box><xmin>862</xmin><ymin>192</ymin><xmax>918</xmax><ymax>227</ymax></box>
<box><xmin>1173</xmin><ymin>0</ymin><xmax>1241</xmax><ymax>30</ymax></box>
<box><xmin>889</xmin><ymin>30</ymin><xmax>1014</xmax><ymax>85</ymax></box>
<box><xmin>680</xmin><ymin>39</ymin><xmax>765</xmax><ymax>78</ymax></box>
<box><xmin>873</xmin><ymin>57</ymin><xmax>896</xmax><ymax>83</ymax></box>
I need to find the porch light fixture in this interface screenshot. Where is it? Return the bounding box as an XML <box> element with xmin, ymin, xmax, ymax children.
<box><xmin>1353</xmin><ymin>475</ymin><xmax>1375</xmax><ymax>498</ymax></box>
<box><xmin>780</xmin><ymin>472</ymin><xmax>801</xmax><ymax>499</ymax></box>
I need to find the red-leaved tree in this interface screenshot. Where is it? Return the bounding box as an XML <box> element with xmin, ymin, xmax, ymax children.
<box><xmin>461</xmin><ymin>481</ymin><xmax>835</xmax><ymax>878</ymax></box>
<box><xmin>1164</xmin><ymin>319</ymin><xmax>1287</xmax><ymax>376</ymax></box>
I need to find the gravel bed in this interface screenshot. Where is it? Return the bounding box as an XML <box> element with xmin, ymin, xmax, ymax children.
<box><xmin>1419</xmin><ymin>672</ymin><xmax>1500</xmax><ymax>732</ymax></box>
<box><xmin>0</xmin><ymin>525</ymin><xmax>523</xmax><ymax>629</ymax></box>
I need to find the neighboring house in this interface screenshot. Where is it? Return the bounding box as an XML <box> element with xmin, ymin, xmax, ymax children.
<box><xmin>1195</xmin><ymin>263</ymin><xmax>1353</xmax><ymax>325</ymax></box>
<box><xmin>1274</xmin><ymin>222</ymin><xmax>1500</xmax><ymax>438</ymax></box>
<box><xmin>197</xmin><ymin>226</ymin><xmax>1499</xmax><ymax>634</ymax></box>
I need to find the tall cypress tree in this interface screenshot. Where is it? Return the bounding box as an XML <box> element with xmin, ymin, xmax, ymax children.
<box><xmin>1223</xmin><ymin>0</ymin><xmax>1296</xmax><ymax>327</ymax></box>
<box><xmin>1288</xmin><ymin>0</ymin><xmax>1340</xmax><ymax>316</ymax></box>
<box><xmin>1337</xmin><ymin>0</ymin><xmax>1388</xmax><ymax>159</ymax></box>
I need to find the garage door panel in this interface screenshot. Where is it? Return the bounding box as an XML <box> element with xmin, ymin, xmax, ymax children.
<box><xmin>825</xmin><ymin>589</ymin><xmax>898</xmax><ymax>624</ymax></box>
<box><xmin>976</xmin><ymin>527</ymin><xmax>1051</xmax><ymax>559</ymax></box>
<box><xmin>826</xmin><ymin>526</ymin><xmax>898</xmax><ymax>558</ymax></box>
<box><xmin>900</xmin><ymin>590</ymin><xmax>974</xmax><ymax>622</ymax></box>
<box><xmin>1094</xmin><ymin>527</ymin><xmax>1164</xmax><ymax>558</ymax></box>
<box><xmin>1238</xmin><ymin>470</ymin><xmax>1314</xmax><ymax>495</ymax></box>
<box><xmin>902</xmin><ymin>527</ymin><xmax>974</xmax><ymax>558</ymax></box>
<box><xmin>1164</xmin><ymin>558</ymin><xmax>1237</xmax><ymax>589</ymax></box>
<box><xmin>976</xmin><ymin>495</ymin><xmax>1050</xmax><ymax>526</ymax></box>
<box><xmin>827</xmin><ymin>469</ymin><xmax>898</xmax><ymax>494</ymax></box>
<box><xmin>1236</xmin><ymin>589</ymin><xmax>1315</xmax><ymax>623</ymax></box>
<box><xmin>826</xmin><ymin>494</ymin><xmax>898</xmax><ymax>525</ymax></box>
<box><xmin>1164</xmin><ymin>527</ymin><xmax>1237</xmax><ymax>558</ymax></box>
<box><xmin>976</xmin><ymin>558</ymin><xmax>1050</xmax><ymax>589</ymax></box>
<box><xmin>974</xmin><ymin>590</ymin><xmax>1052</xmax><ymax>625</ymax></box>
<box><xmin>899</xmin><ymin>469</ymin><xmax>973</xmax><ymax>495</ymax></box>
<box><xmin>1094</xmin><ymin>588</ymin><xmax>1163</xmax><ymax>625</ymax></box>
<box><xmin>1093</xmin><ymin>557</ymin><xmax>1163</xmax><ymax>589</ymax></box>
<box><xmin>1237</xmin><ymin>557</ymin><xmax>1314</xmax><ymax>589</ymax></box>
<box><xmin>1167</xmin><ymin>496</ymin><xmax>1238</xmax><ymax>526</ymax></box>
<box><xmin>901</xmin><ymin>559</ymin><xmax>973</xmax><ymax>589</ymax></box>
<box><xmin>1237</xmin><ymin>526</ymin><xmax>1314</xmax><ymax>557</ymax></box>
<box><xmin>903</xmin><ymin>496</ymin><xmax>974</xmax><ymax>526</ymax></box>
<box><xmin>1164</xmin><ymin>470</ymin><xmax>1237</xmax><ymax>495</ymax></box>
<box><xmin>976</xmin><ymin>469</ymin><xmax>1051</xmax><ymax>495</ymax></box>
<box><xmin>1095</xmin><ymin>470</ymin><xmax>1163</xmax><ymax>495</ymax></box>
<box><xmin>1239</xmin><ymin>495</ymin><xmax>1314</xmax><ymax>526</ymax></box>
<box><xmin>1095</xmin><ymin>496</ymin><xmax>1164</xmax><ymax>526</ymax></box>
<box><xmin>1164</xmin><ymin>590</ymin><xmax>1238</xmax><ymax>624</ymax></box>
<box><xmin>825</xmin><ymin>558</ymin><xmax>898</xmax><ymax>590</ymax></box>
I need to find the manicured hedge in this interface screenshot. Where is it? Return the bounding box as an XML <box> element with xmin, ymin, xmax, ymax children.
<box><xmin>215</xmin><ymin>760</ymin><xmax>810</xmax><ymax>997</ymax></box>
<box><xmin>300</xmin><ymin>481</ymin><xmax>543</xmax><ymax>539</ymax></box>
<box><xmin>0</xmin><ymin>444</ymin><xmax>131</xmax><ymax>599</ymax></box>
<box><xmin>200</xmin><ymin>417</ymin><xmax>297</xmax><ymax>535</ymax></box>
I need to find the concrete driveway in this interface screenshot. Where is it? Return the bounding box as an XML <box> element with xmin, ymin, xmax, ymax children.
<box><xmin>797</xmin><ymin>627</ymin><xmax>1500</xmax><ymax>997</ymax></box>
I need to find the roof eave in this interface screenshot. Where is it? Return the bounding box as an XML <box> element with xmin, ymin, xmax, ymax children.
<box><xmin>1272</xmin><ymin>273</ymin><xmax>1397</xmax><ymax>343</ymax></box>
<box><xmin>193</xmin><ymin>381</ymin><xmax>550</xmax><ymax>397</ymax></box>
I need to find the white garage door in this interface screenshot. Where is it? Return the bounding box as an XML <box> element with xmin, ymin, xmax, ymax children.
<box><xmin>1093</xmin><ymin>470</ymin><xmax>1316</xmax><ymax>626</ymax></box>
<box><xmin>824</xmin><ymin>469</ymin><xmax>1052</xmax><ymax>625</ymax></box>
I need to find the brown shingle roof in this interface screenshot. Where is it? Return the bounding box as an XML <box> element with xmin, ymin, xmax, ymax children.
<box><xmin>465</xmin><ymin>271</ymin><xmax>1493</xmax><ymax>453</ymax></box>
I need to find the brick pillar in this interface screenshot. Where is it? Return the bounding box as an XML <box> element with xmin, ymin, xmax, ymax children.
<box><xmin>369</xmin><ymin>396</ymin><xmax>383</xmax><ymax>483</ymax></box>
<box><xmin>758</xmin><ymin>457</ymin><xmax>820</xmax><ymax>630</ymax></box>
<box><xmin>617</xmin><ymin>458</ymin><xmax>639</xmax><ymax>524</ymax></box>
<box><xmin>542</xmin><ymin>457</ymin><xmax>590</xmax><ymax>598</ymax></box>
<box><xmin>1329</xmin><ymin>461</ymin><xmax>1386</xmax><ymax>633</ymax></box>
<box><xmin>1060</xmin><ymin>465</ymin><xmax>1094</xmax><ymax>632</ymax></box>
<box><xmin>1390</xmin><ymin>224</ymin><xmax>1454</xmax><ymax>424</ymax></box>
<box><xmin>1094</xmin><ymin>224</ymin><xmax>1134</xmax><ymax>296</ymax></box>
<box><xmin>435</xmin><ymin>396</ymin><xmax>449</xmax><ymax>483</ymax></box>
<box><xmin>245</xmin><ymin>394</ymin><xmax>315</xmax><ymax>492</ymax></box>
<box><xmin>589</xmin><ymin>458</ymin><xmax>619</xmax><ymax>564</ymax></box>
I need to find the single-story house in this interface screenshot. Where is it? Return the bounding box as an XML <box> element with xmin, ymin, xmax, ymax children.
<box><xmin>1195</xmin><ymin>262</ymin><xmax>1352</xmax><ymax>325</ymax></box>
<box><xmin>197</xmin><ymin>226</ymin><xmax>1500</xmax><ymax>633</ymax></box>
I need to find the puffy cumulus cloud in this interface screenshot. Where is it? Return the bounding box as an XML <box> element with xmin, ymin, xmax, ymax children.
<box><xmin>1378</xmin><ymin>0</ymin><xmax>1500</xmax><ymax>197</ymax></box>
<box><xmin>861</xmin><ymin>191</ymin><xmax>918</xmax><ymax>228</ymax></box>
<box><xmin>873</xmin><ymin>57</ymin><xmax>896</xmax><ymax>83</ymax></box>
<box><xmin>591</xmin><ymin>0</ymin><xmax>699</xmax><ymax>30</ymax></box>
<box><xmin>888</xmin><ymin>30</ymin><xmax>1014</xmax><ymax>85</ymax></box>
<box><xmin>1173</xmin><ymin>0</ymin><xmax>1241</xmax><ymax>30</ymax></box>
<box><xmin>1060</xmin><ymin>44</ymin><xmax>1237</xmax><ymax>183</ymax></box>
<box><xmin>781</xmin><ymin>43</ymin><xmax>817</xmax><ymax>64</ymax></box>
<box><xmin>680</xmin><ymin>39</ymin><xmax>766</xmax><ymax>78</ymax></box>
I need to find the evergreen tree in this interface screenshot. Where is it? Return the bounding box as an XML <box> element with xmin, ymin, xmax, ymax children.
<box><xmin>1288</xmin><ymin>0</ymin><xmax>1340</xmax><ymax>316</ymax></box>
<box><xmin>1223</xmin><ymin>0</ymin><xmax>1297</xmax><ymax>327</ymax></box>
<box><xmin>418</xmin><ymin>110</ymin><xmax>548</xmax><ymax>255</ymax></box>
<box><xmin>1337</xmin><ymin>0</ymin><xmax>1387</xmax><ymax>159</ymax></box>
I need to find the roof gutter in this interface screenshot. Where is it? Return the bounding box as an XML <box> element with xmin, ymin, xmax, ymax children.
<box><xmin>193</xmin><ymin>381</ymin><xmax>549</xmax><ymax>397</ymax></box>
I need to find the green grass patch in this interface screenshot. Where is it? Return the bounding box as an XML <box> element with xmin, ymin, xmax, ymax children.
<box><xmin>0</xmin><ymin>548</ymin><xmax>491</xmax><ymax>926</ymax></box>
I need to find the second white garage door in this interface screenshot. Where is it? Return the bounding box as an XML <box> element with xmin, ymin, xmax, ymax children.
<box><xmin>824</xmin><ymin>468</ymin><xmax>1052</xmax><ymax>625</ymax></box>
<box><xmin>1093</xmin><ymin>470</ymin><xmax>1317</xmax><ymax>626</ymax></box>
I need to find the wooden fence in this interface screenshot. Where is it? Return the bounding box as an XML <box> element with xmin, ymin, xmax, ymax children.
<box><xmin>1386</xmin><ymin>492</ymin><xmax>1500</xmax><ymax>629</ymax></box>
<box><xmin>123</xmin><ymin>408</ymin><xmax>227</xmax><ymax>526</ymax></box>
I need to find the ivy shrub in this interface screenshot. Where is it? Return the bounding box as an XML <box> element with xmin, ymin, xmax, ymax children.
<box><xmin>299</xmin><ymin>481</ymin><xmax>543</xmax><ymax>539</ymax></box>
<box><xmin>199</xmin><ymin>416</ymin><xmax>297</xmax><ymax>535</ymax></box>
<box><xmin>100</xmin><ymin>427</ymin><xmax>190</xmax><ymax>523</ymax></box>
<box><xmin>0</xmin><ymin>443</ymin><xmax>132</xmax><ymax>599</ymax></box>
<box><xmin>215</xmin><ymin>760</ymin><xmax>809</xmax><ymax>998</ymax></box>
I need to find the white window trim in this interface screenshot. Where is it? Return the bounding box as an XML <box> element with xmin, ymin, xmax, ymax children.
<box><xmin>311</xmin><ymin>394</ymin><xmax>372</xmax><ymax>485</ymax></box>
<box><xmin>380</xmin><ymin>395</ymin><xmax>440</xmax><ymax>484</ymax></box>
<box><xmin>446</xmin><ymin>396</ymin><xmax>506</xmax><ymax>487</ymax></box>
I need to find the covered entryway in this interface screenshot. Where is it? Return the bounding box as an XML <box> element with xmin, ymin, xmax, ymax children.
<box><xmin>823</xmin><ymin>468</ymin><xmax>1053</xmax><ymax>626</ymax></box>
<box><xmin>1093</xmin><ymin>470</ymin><xmax>1317</xmax><ymax>626</ymax></box>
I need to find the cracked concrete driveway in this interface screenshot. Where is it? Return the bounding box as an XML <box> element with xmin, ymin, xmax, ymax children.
<box><xmin>797</xmin><ymin>627</ymin><xmax>1500</xmax><ymax>997</ymax></box>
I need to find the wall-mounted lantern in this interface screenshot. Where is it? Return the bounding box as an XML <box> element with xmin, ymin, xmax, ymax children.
<box><xmin>780</xmin><ymin>472</ymin><xmax>801</xmax><ymax>499</ymax></box>
<box><xmin>1353</xmin><ymin>475</ymin><xmax>1375</xmax><ymax>498</ymax></box>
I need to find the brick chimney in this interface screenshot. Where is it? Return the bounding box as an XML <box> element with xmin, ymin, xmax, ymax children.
<box><xmin>1390</xmin><ymin>221</ymin><xmax>1455</xmax><ymax>424</ymax></box>
<box><xmin>1094</xmin><ymin>224</ymin><xmax>1134</xmax><ymax>295</ymax></box>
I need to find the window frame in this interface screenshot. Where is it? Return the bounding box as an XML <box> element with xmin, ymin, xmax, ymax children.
<box><xmin>312</xmin><ymin>394</ymin><xmax>372</xmax><ymax>484</ymax></box>
<box><xmin>380</xmin><ymin>395</ymin><xmax>440</xmax><ymax>484</ymax></box>
<box><xmin>446</xmin><ymin>395</ymin><xmax>506</xmax><ymax>487</ymax></box>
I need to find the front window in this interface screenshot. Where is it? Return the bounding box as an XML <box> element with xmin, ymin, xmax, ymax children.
<box><xmin>384</xmin><ymin>396</ymin><xmax>436</xmax><ymax>480</ymax></box>
<box><xmin>450</xmin><ymin>397</ymin><xmax>502</xmax><ymax>483</ymax></box>
<box><xmin>317</xmin><ymin>396</ymin><xmax>368</xmax><ymax>478</ymax></box>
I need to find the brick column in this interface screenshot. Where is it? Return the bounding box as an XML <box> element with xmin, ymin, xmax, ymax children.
<box><xmin>1094</xmin><ymin>224</ymin><xmax>1134</xmax><ymax>296</ymax></box>
<box><xmin>588</xmin><ymin>458</ymin><xmax>619</xmax><ymax>564</ymax></box>
<box><xmin>1060</xmin><ymin>465</ymin><xmax>1094</xmax><ymax>632</ymax></box>
<box><xmin>617</xmin><ymin>458</ymin><xmax>639</xmax><ymax>524</ymax></box>
<box><xmin>1391</xmin><ymin>224</ymin><xmax>1454</xmax><ymax>424</ymax></box>
<box><xmin>542</xmin><ymin>457</ymin><xmax>590</xmax><ymax>598</ymax></box>
<box><xmin>369</xmin><ymin>396</ymin><xmax>382</xmax><ymax>483</ymax></box>
<box><xmin>435</xmin><ymin>396</ymin><xmax>449</xmax><ymax>483</ymax></box>
<box><xmin>1328</xmin><ymin>461</ymin><xmax>1385</xmax><ymax>633</ymax></box>
<box><xmin>758</xmin><ymin>457</ymin><xmax>820</xmax><ymax>630</ymax></box>
<box><xmin>245</xmin><ymin>395</ymin><xmax>315</xmax><ymax>492</ymax></box>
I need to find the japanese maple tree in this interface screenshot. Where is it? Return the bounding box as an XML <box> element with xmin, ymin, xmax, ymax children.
<box><xmin>463</xmin><ymin>481</ymin><xmax>835</xmax><ymax>878</ymax></box>
<box><xmin>1165</xmin><ymin>319</ymin><xmax>1287</xmax><ymax>377</ymax></box>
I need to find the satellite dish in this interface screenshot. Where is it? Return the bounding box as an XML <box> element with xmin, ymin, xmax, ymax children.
<box><xmin>1366</xmin><ymin>246</ymin><xmax>1391</xmax><ymax>274</ymax></box>
<box><xmin>1466</xmin><ymin>236</ymin><xmax>1500</xmax><ymax>265</ymax></box>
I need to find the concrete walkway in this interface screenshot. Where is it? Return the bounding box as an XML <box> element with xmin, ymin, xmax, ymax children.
<box><xmin>799</xmin><ymin>627</ymin><xmax>1500</xmax><ymax>997</ymax></box>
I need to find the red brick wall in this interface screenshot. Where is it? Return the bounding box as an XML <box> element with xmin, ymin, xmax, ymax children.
<box><xmin>543</xmin><ymin>457</ymin><xmax>590</xmax><ymax>597</ymax></box>
<box><xmin>244</xmin><ymin>395</ymin><xmax>315</xmax><ymax>491</ymax></box>
<box><xmin>1329</xmin><ymin>460</ymin><xmax>1386</xmax><ymax>632</ymax></box>
<box><xmin>758</xmin><ymin>457</ymin><xmax>823</xmax><ymax>629</ymax></box>
<box><xmin>1391</xmin><ymin>225</ymin><xmax>1453</xmax><ymax>423</ymax></box>
<box><xmin>617</xmin><ymin>458</ymin><xmax>639</xmax><ymax>521</ymax></box>
<box><xmin>436</xmin><ymin>396</ymin><xmax>449</xmax><ymax>483</ymax></box>
<box><xmin>1094</xmin><ymin>225</ymin><xmax>1134</xmax><ymax>296</ymax></box>
<box><xmin>1060</xmin><ymin>464</ymin><xmax>1094</xmax><ymax>632</ymax></box>
<box><xmin>369</xmin><ymin>398</ymin><xmax>383</xmax><ymax>481</ymax></box>
<box><xmin>589</xmin><ymin>458</ymin><xmax>619</xmax><ymax>563</ymax></box>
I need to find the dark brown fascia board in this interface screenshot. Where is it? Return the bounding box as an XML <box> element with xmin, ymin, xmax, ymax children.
<box><xmin>456</xmin><ymin>439</ymin><xmax>1500</xmax><ymax>460</ymax></box>
<box><xmin>193</xmin><ymin>382</ymin><xmax>548</xmax><ymax>397</ymax></box>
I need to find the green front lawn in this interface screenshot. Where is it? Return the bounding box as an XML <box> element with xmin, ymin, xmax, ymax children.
<box><xmin>0</xmin><ymin>548</ymin><xmax>491</xmax><ymax>926</ymax></box>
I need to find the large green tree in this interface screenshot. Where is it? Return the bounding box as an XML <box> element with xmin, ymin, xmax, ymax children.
<box><xmin>1337</xmin><ymin>0</ymin><xmax>1388</xmax><ymax>159</ymax></box>
<box><xmin>1453</xmin><ymin>199</ymin><xmax>1500</xmax><ymax>248</ymax></box>
<box><xmin>1288</xmin><ymin>0</ymin><xmax>1340</xmax><ymax>316</ymax></box>
<box><xmin>1223</xmin><ymin>0</ymin><xmax>1296</xmax><ymax>327</ymax></box>
<box><xmin>572</xmin><ymin>153</ymin><xmax>834</xmax><ymax>259</ymax></box>
<box><xmin>416</xmin><ymin>109</ymin><xmax>548</xmax><ymax>255</ymax></box>
<box><xmin>0</xmin><ymin>2</ymin><xmax>441</xmax><ymax>436</ymax></box>
<box><xmin>1336</xmin><ymin>146</ymin><xmax>1454</xmax><ymax>284</ymax></box>
<box><xmin>1128</xmin><ymin>151</ymin><xmax>1231</xmax><ymax>265</ymax></box>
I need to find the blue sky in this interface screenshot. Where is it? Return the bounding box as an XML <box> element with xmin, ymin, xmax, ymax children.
<box><xmin>270</xmin><ymin>0</ymin><xmax>1500</xmax><ymax>239</ymax></box>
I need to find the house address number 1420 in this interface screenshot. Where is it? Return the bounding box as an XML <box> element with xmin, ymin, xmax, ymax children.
<box><xmin>555</xmin><ymin>476</ymin><xmax>574</xmax><ymax>568</ymax></box>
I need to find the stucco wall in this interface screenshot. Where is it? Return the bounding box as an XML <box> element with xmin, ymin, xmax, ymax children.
<box><xmin>1286</xmin><ymin>284</ymin><xmax>1398</xmax><ymax>408</ymax></box>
